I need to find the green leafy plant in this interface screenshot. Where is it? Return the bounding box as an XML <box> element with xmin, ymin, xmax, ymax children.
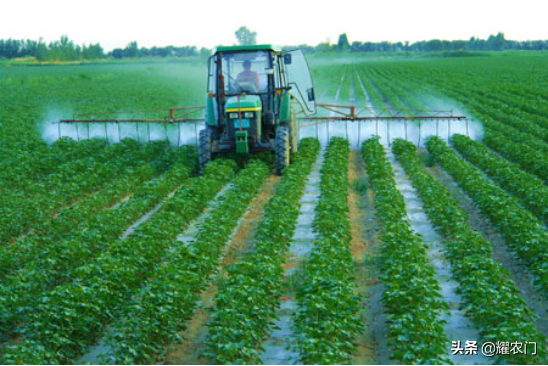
<box><xmin>362</xmin><ymin>137</ymin><xmax>450</xmax><ymax>364</ymax></box>
<box><xmin>393</xmin><ymin>138</ymin><xmax>547</xmax><ymax>364</ymax></box>
<box><xmin>292</xmin><ymin>137</ymin><xmax>362</xmax><ymax>364</ymax></box>
<box><xmin>204</xmin><ymin>138</ymin><xmax>321</xmax><ymax>365</ymax></box>
<box><xmin>1</xmin><ymin>159</ymin><xmax>236</xmax><ymax>364</ymax></box>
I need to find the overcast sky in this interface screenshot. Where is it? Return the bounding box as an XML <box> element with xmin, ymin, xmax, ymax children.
<box><xmin>2</xmin><ymin>0</ymin><xmax>547</xmax><ymax>51</ymax></box>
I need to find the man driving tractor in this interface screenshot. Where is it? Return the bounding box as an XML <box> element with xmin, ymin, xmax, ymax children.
<box><xmin>236</xmin><ymin>60</ymin><xmax>260</xmax><ymax>90</ymax></box>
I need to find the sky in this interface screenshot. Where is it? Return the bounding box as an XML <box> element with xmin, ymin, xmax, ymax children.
<box><xmin>2</xmin><ymin>0</ymin><xmax>548</xmax><ymax>51</ymax></box>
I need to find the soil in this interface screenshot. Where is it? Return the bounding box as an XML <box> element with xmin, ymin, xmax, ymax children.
<box><xmin>261</xmin><ymin>150</ymin><xmax>325</xmax><ymax>365</ymax></box>
<box><xmin>347</xmin><ymin>150</ymin><xmax>377</xmax><ymax>364</ymax></box>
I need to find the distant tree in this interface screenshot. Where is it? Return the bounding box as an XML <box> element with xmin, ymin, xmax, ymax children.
<box><xmin>235</xmin><ymin>26</ymin><xmax>257</xmax><ymax>46</ymax></box>
<box><xmin>350</xmin><ymin>41</ymin><xmax>362</xmax><ymax>53</ymax></box>
<box><xmin>36</xmin><ymin>39</ymin><xmax>49</xmax><ymax>61</ymax></box>
<box><xmin>315</xmin><ymin>42</ymin><xmax>333</xmax><ymax>53</ymax></box>
<box><xmin>337</xmin><ymin>33</ymin><xmax>350</xmax><ymax>52</ymax></box>
<box><xmin>487</xmin><ymin>32</ymin><xmax>506</xmax><ymax>51</ymax></box>
<box><xmin>424</xmin><ymin>39</ymin><xmax>443</xmax><ymax>52</ymax></box>
<box><xmin>111</xmin><ymin>48</ymin><xmax>123</xmax><ymax>59</ymax></box>
<box><xmin>123</xmin><ymin>41</ymin><xmax>139</xmax><ymax>58</ymax></box>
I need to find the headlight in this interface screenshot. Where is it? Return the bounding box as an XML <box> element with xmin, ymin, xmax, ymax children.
<box><xmin>229</xmin><ymin>113</ymin><xmax>238</xmax><ymax>119</ymax></box>
<box><xmin>244</xmin><ymin>112</ymin><xmax>254</xmax><ymax>118</ymax></box>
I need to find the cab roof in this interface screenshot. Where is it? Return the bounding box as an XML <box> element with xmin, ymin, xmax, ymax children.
<box><xmin>212</xmin><ymin>44</ymin><xmax>281</xmax><ymax>54</ymax></box>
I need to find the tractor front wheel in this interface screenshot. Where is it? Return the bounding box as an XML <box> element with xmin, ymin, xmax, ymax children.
<box><xmin>275</xmin><ymin>126</ymin><xmax>290</xmax><ymax>175</ymax></box>
<box><xmin>199</xmin><ymin>128</ymin><xmax>212</xmax><ymax>173</ymax></box>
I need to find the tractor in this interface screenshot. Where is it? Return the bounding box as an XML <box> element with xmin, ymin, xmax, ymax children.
<box><xmin>56</xmin><ymin>46</ymin><xmax>470</xmax><ymax>171</ymax></box>
<box><xmin>199</xmin><ymin>45</ymin><xmax>316</xmax><ymax>174</ymax></box>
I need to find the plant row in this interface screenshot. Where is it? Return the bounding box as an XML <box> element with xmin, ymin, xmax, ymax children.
<box><xmin>292</xmin><ymin>137</ymin><xmax>362</xmax><ymax>364</ymax></box>
<box><xmin>393</xmin><ymin>138</ymin><xmax>546</xmax><ymax>364</ymax></box>
<box><xmin>355</xmin><ymin>69</ymin><xmax>385</xmax><ymax>110</ymax></box>
<box><xmin>101</xmin><ymin>159</ymin><xmax>270</xmax><ymax>364</ymax></box>
<box><xmin>0</xmin><ymin>145</ymin><xmax>195</xmax><ymax>275</ymax></box>
<box><xmin>482</xmin><ymin>128</ymin><xmax>548</xmax><ymax>183</ymax></box>
<box><xmin>361</xmin><ymin>137</ymin><xmax>450</xmax><ymax>364</ymax></box>
<box><xmin>1</xmin><ymin>159</ymin><xmax>237</xmax><ymax>364</ymax></box>
<box><xmin>0</xmin><ymin>139</ymin><xmax>169</xmax><ymax>244</ymax></box>
<box><xmin>204</xmin><ymin>138</ymin><xmax>321</xmax><ymax>364</ymax></box>
<box><xmin>0</xmin><ymin>137</ymin><xmax>111</xmax><ymax>194</ymax></box>
<box><xmin>426</xmin><ymin>137</ymin><xmax>548</xmax><ymax>296</ymax></box>
<box><xmin>366</xmin><ymin>63</ymin><xmax>548</xmax><ymax>157</ymax></box>
<box><xmin>452</xmin><ymin>133</ymin><xmax>548</xmax><ymax>223</ymax></box>
<box><xmin>394</xmin><ymin>66</ymin><xmax>548</xmax><ymax>146</ymax></box>
<box><xmin>0</xmin><ymin>148</ymin><xmax>197</xmax><ymax>337</ymax></box>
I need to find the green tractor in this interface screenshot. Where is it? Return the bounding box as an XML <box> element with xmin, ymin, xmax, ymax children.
<box><xmin>200</xmin><ymin>45</ymin><xmax>316</xmax><ymax>174</ymax></box>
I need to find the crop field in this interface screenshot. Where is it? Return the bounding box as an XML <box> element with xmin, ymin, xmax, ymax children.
<box><xmin>2</xmin><ymin>53</ymin><xmax>548</xmax><ymax>365</ymax></box>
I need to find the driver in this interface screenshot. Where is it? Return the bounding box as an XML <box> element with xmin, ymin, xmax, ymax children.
<box><xmin>236</xmin><ymin>60</ymin><xmax>260</xmax><ymax>90</ymax></box>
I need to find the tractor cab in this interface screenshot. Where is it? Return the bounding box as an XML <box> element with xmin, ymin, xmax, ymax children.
<box><xmin>200</xmin><ymin>45</ymin><xmax>316</xmax><ymax>174</ymax></box>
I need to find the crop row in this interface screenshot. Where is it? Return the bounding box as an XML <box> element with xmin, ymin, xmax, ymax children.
<box><xmin>355</xmin><ymin>69</ymin><xmax>385</xmax><ymax>110</ymax></box>
<box><xmin>0</xmin><ymin>137</ymin><xmax>108</xmax><ymax>191</ymax></box>
<box><xmin>362</xmin><ymin>68</ymin><xmax>424</xmax><ymax>113</ymax></box>
<box><xmin>482</xmin><ymin>129</ymin><xmax>548</xmax><ymax>183</ymax></box>
<box><xmin>0</xmin><ymin>139</ymin><xmax>169</xmax><ymax>244</ymax></box>
<box><xmin>363</xmin><ymin>66</ymin><xmax>548</xmax><ymax>185</ymax></box>
<box><xmin>365</xmin><ymin>64</ymin><xmax>548</xmax><ymax>158</ymax></box>
<box><xmin>204</xmin><ymin>138</ymin><xmax>321</xmax><ymax>364</ymax></box>
<box><xmin>102</xmin><ymin>160</ymin><xmax>270</xmax><ymax>364</ymax></box>
<box><xmin>426</xmin><ymin>137</ymin><xmax>548</xmax><ymax>297</ymax></box>
<box><xmin>361</xmin><ymin>137</ymin><xmax>449</xmax><ymax>364</ymax></box>
<box><xmin>381</xmin><ymin>65</ymin><xmax>548</xmax><ymax>147</ymax></box>
<box><xmin>452</xmin><ymin>133</ymin><xmax>548</xmax><ymax>223</ymax></box>
<box><xmin>392</xmin><ymin>138</ymin><xmax>546</xmax><ymax>364</ymax></box>
<box><xmin>392</xmin><ymin>65</ymin><xmax>548</xmax><ymax>182</ymax></box>
<box><xmin>292</xmin><ymin>137</ymin><xmax>362</xmax><ymax>364</ymax></box>
<box><xmin>0</xmin><ymin>146</ymin><xmax>194</xmax><ymax>278</ymax></box>
<box><xmin>0</xmin><ymin>148</ymin><xmax>197</xmax><ymax>338</ymax></box>
<box><xmin>1</xmin><ymin>159</ymin><xmax>237</xmax><ymax>364</ymax></box>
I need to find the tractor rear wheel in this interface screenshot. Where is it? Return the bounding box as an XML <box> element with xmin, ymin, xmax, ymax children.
<box><xmin>275</xmin><ymin>126</ymin><xmax>290</xmax><ymax>175</ymax></box>
<box><xmin>199</xmin><ymin>128</ymin><xmax>212</xmax><ymax>173</ymax></box>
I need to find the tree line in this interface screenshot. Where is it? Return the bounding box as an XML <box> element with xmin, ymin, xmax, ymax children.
<box><xmin>294</xmin><ymin>32</ymin><xmax>548</xmax><ymax>54</ymax></box>
<box><xmin>1</xmin><ymin>33</ymin><xmax>548</xmax><ymax>62</ymax></box>
<box><xmin>0</xmin><ymin>37</ymin><xmax>204</xmax><ymax>61</ymax></box>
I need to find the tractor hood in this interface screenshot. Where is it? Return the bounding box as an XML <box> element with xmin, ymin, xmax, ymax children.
<box><xmin>225</xmin><ymin>95</ymin><xmax>262</xmax><ymax>114</ymax></box>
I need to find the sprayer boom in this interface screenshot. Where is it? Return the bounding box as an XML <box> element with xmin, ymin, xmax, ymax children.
<box><xmin>56</xmin><ymin>102</ymin><xmax>470</xmax><ymax>147</ymax></box>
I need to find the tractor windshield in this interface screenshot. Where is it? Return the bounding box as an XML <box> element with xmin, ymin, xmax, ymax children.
<box><xmin>283</xmin><ymin>49</ymin><xmax>316</xmax><ymax>115</ymax></box>
<box><xmin>221</xmin><ymin>51</ymin><xmax>270</xmax><ymax>94</ymax></box>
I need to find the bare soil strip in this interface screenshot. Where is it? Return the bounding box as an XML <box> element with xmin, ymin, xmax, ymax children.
<box><xmin>260</xmin><ymin>150</ymin><xmax>325</xmax><ymax>365</ymax></box>
<box><xmin>427</xmin><ymin>162</ymin><xmax>548</xmax><ymax>337</ymax></box>
<box><xmin>386</xmin><ymin>148</ymin><xmax>487</xmax><ymax>365</ymax></box>
<box><xmin>348</xmin><ymin>150</ymin><xmax>383</xmax><ymax>365</ymax></box>
<box><xmin>165</xmin><ymin>175</ymin><xmax>280</xmax><ymax>365</ymax></box>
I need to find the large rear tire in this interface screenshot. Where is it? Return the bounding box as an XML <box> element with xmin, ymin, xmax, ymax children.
<box><xmin>199</xmin><ymin>128</ymin><xmax>212</xmax><ymax>173</ymax></box>
<box><xmin>275</xmin><ymin>126</ymin><xmax>290</xmax><ymax>175</ymax></box>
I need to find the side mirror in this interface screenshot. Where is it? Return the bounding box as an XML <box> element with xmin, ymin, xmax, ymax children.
<box><xmin>307</xmin><ymin>88</ymin><xmax>315</xmax><ymax>102</ymax></box>
<box><xmin>283</xmin><ymin>54</ymin><xmax>292</xmax><ymax>65</ymax></box>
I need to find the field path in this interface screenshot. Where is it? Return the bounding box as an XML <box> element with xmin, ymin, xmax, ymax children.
<box><xmin>386</xmin><ymin>147</ymin><xmax>487</xmax><ymax>365</ymax></box>
<box><xmin>260</xmin><ymin>149</ymin><xmax>325</xmax><ymax>365</ymax></box>
<box><xmin>348</xmin><ymin>149</ymin><xmax>386</xmax><ymax>364</ymax></box>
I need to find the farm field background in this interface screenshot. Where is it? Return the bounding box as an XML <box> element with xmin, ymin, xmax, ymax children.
<box><xmin>2</xmin><ymin>53</ymin><xmax>548</xmax><ymax>364</ymax></box>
